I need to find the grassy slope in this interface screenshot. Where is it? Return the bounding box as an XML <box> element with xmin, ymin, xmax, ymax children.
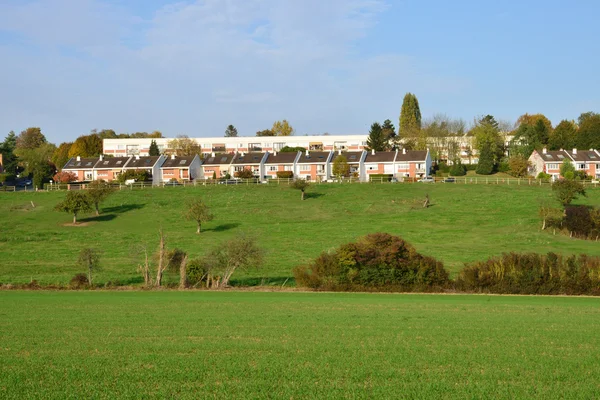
<box><xmin>1</xmin><ymin>291</ymin><xmax>599</xmax><ymax>399</ymax></box>
<box><xmin>1</xmin><ymin>183</ymin><xmax>599</xmax><ymax>285</ymax></box>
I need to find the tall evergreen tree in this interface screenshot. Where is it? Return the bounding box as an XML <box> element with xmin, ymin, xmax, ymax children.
<box><xmin>0</xmin><ymin>131</ymin><xmax>19</xmax><ymax>174</ymax></box>
<box><xmin>149</xmin><ymin>140</ymin><xmax>160</xmax><ymax>156</ymax></box>
<box><xmin>399</xmin><ymin>93</ymin><xmax>422</xmax><ymax>139</ymax></box>
<box><xmin>225</xmin><ymin>125</ymin><xmax>238</xmax><ymax>137</ymax></box>
<box><xmin>381</xmin><ymin>119</ymin><xmax>396</xmax><ymax>142</ymax></box>
<box><xmin>366</xmin><ymin>122</ymin><xmax>387</xmax><ymax>151</ymax></box>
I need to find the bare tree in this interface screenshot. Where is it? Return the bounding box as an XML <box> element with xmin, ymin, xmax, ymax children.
<box><xmin>208</xmin><ymin>234</ymin><xmax>263</xmax><ymax>288</ymax></box>
<box><xmin>179</xmin><ymin>254</ymin><xmax>188</xmax><ymax>289</ymax></box>
<box><xmin>155</xmin><ymin>228</ymin><xmax>167</xmax><ymax>287</ymax></box>
<box><xmin>77</xmin><ymin>248</ymin><xmax>101</xmax><ymax>286</ymax></box>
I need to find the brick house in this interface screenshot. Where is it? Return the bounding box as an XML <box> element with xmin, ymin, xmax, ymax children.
<box><xmin>160</xmin><ymin>155</ymin><xmax>202</xmax><ymax>182</ymax></box>
<box><xmin>529</xmin><ymin>148</ymin><xmax>600</xmax><ymax>179</ymax></box>
<box><xmin>263</xmin><ymin>151</ymin><xmax>300</xmax><ymax>179</ymax></box>
<box><xmin>294</xmin><ymin>151</ymin><xmax>334</xmax><ymax>181</ymax></box>
<box><xmin>62</xmin><ymin>156</ymin><xmax>99</xmax><ymax>181</ymax></box>
<box><xmin>363</xmin><ymin>149</ymin><xmax>431</xmax><ymax>180</ymax></box>
<box><xmin>230</xmin><ymin>152</ymin><xmax>268</xmax><ymax>178</ymax></box>
<box><xmin>123</xmin><ymin>155</ymin><xmax>166</xmax><ymax>185</ymax></box>
<box><xmin>93</xmin><ymin>155</ymin><xmax>131</xmax><ymax>182</ymax></box>
<box><xmin>201</xmin><ymin>153</ymin><xmax>236</xmax><ymax>179</ymax></box>
<box><xmin>330</xmin><ymin>151</ymin><xmax>366</xmax><ymax>180</ymax></box>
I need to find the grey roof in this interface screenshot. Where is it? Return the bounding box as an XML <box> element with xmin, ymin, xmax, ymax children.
<box><xmin>264</xmin><ymin>152</ymin><xmax>298</xmax><ymax>164</ymax></box>
<box><xmin>124</xmin><ymin>156</ymin><xmax>161</xmax><ymax>169</ymax></box>
<box><xmin>63</xmin><ymin>157</ymin><xmax>99</xmax><ymax>169</ymax></box>
<box><xmin>94</xmin><ymin>157</ymin><xmax>131</xmax><ymax>169</ymax></box>
<box><xmin>297</xmin><ymin>151</ymin><xmax>331</xmax><ymax>164</ymax></box>
<box><xmin>332</xmin><ymin>151</ymin><xmax>363</xmax><ymax>164</ymax></box>
<box><xmin>202</xmin><ymin>153</ymin><xmax>236</xmax><ymax>165</ymax></box>
<box><xmin>565</xmin><ymin>150</ymin><xmax>599</xmax><ymax>162</ymax></box>
<box><xmin>364</xmin><ymin>151</ymin><xmax>396</xmax><ymax>163</ymax></box>
<box><xmin>232</xmin><ymin>153</ymin><xmax>264</xmax><ymax>165</ymax></box>
<box><xmin>161</xmin><ymin>156</ymin><xmax>197</xmax><ymax>168</ymax></box>
<box><xmin>540</xmin><ymin>150</ymin><xmax>569</xmax><ymax>162</ymax></box>
<box><xmin>396</xmin><ymin>150</ymin><xmax>428</xmax><ymax>162</ymax></box>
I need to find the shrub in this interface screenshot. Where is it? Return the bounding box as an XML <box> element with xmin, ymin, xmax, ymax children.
<box><xmin>53</xmin><ymin>171</ymin><xmax>77</xmax><ymax>183</ymax></box>
<box><xmin>456</xmin><ymin>252</ymin><xmax>600</xmax><ymax>295</ymax></box>
<box><xmin>564</xmin><ymin>171</ymin><xmax>574</xmax><ymax>180</ymax></box>
<box><xmin>552</xmin><ymin>179</ymin><xmax>586</xmax><ymax>206</ymax></box>
<box><xmin>293</xmin><ymin>233</ymin><xmax>450</xmax><ymax>292</ymax></box>
<box><xmin>537</xmin><ymin>172</ymin><xmax>551</xmax><ymax>180</ymax></box>
<box><xmin>117</xmin><ymin>169</ymin><xmax>150</xmax><ymax>183</ymax></box>
<box><xmin>186</xmin><ymin>258</ymin><xmax>208</xmax><ymax>286</ymax></box>
<box><xmin>0</xmin><ymin>173</ymin><xmax>16</xmax><ymax>184</ymax></box>
<box><xmin>276</xmin><ymin>171</ymin><xmax>293</xmax><ymax>179</ymax></box>
<box><xmin>497</xmin><ymin>161</ymin><xmax>510</xmax><ymax>173</ymax></box>
<box><xmin>560</xmin><ymin>159</ymin><xmax>576</xmax><ymax>178</ymax></box>
<box><xmin>369</xmin><ymin>174</ymin><xmax>393</xmax><ymax>182</ymax></box>
<box><xmin>465</xmin><ymin>164</ymin><xmax>478</xmax><ymax>171</ymax></box>
<box><xmin>234</xmin><ymin>169</ymin><xmax>254</xmax><ymax>179</ymax></box>
<box><xmin>70</xmin><ymin>273</ymin><xmax>89</xmax><ymax>288</ymax></box>
<box><xmin>564</xmin><ymin>206</ymin><xmax>594</xmax><ymax>238</ymax></box>
<box><xmin>437</xmin><ymin>162</ymin><xmax>450</xmax><ymax>173</ymax></box>
<box><xmin>280</xmin><ymin>146</ymin><xmax>306</xmax><ymax>152</ymax></box>
<box><xmin>449</xmin><ymin>163</ymin><xmax>466</xmax><ymax>176</ymax></box>
<box><xmin>507</xmin><ymin>156</ymin><xmax>530</xmax><ymax>177</ymax></box>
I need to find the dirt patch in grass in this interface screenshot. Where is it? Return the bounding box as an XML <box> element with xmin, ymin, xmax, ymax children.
<box><xmin>61</xmin><ymin>222</ymin><xmax>93</xmax><ymax>227</ymax></box>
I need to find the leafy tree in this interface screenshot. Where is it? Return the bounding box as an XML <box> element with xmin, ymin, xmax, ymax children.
<box><xmin>184</xmin><ymin>198</ymin><xmax>214</xmax><ymax>234</ymax></box>
<box><xmin>55</xmin><ymin>191</ymin><xmax>94</xmax><ymax>223</ymax></box>
<box><xmin>167</xmin><ymin>136</ymin><xmax>201</xmax><ymax>156</ymax></box>
<box><xmin>87</xmin><ymin>180</ymin><xmax>116</xmax><ymax>216</ymax></box>
<box><xmin>538</xmin><ymin>202</ymin><xmax>563</xmax><ymax>230</ymax></box>
<box><xmin>507</xmin><ymin>156</ymin><xmax>530</xmax><ymax>177</ymax></box>
<box><xmin>97</xmin><ymin>129</ymin><xmax>117</xmax><ymax>139</ymax></box>
<box><xmin>15</xmin><ymin>143</ymin><xmax>56</xmax><ymax>188</ymax></box>
<box><xmin>399</xmin><ymin>93</ymin><xmax>421</xmax><ymax>140</ymax></box>
<box><xmin>560</xmin><ymin>159</ymin><xmax>576</xmax><ymax>178</ymax></box>
<box><xmin>381</xmin><ymin>119</ymin><xmax>396</xmax><ymax>141</ymax></box>
<box><xmin>16</xmin><ymin>127</ymin><xmax>46</xmax><ymax>150</ymax></box>
<box><xmin>77</xmin><ymin>248</ymin><xmax>101</xmax><ymax>286</ymax></box>
<box><xmin>515</xmin><ymin>113</ymin><xmax>552</xmax><ymax>130</ymax></box>
<box><xmin>0</xmin><ymin>131</ymin><xmax>19</xmax><ymax>174</ymax></box>
<box><xmin>203</xmin><ymin>234</ymin><xmax>263</xmax><ymax>288</ymax></box>
<box><xmin>552</xmin><ymin>179</ymin><xmax>586</xmax><ymax>206</ymax></box>
<box><xmin>234</xmin><ymin>169</ymin><xmax>254</xmax><ymax>179</ymax></box>
<box><xmin>69</xmin><ymin>133</ymin><xmax>103</xmax><ymax>157</ymax></box>
<box><xmin>548</xmin><ymin>120</ymin><xmax>577</xmax><ymax>151</ymax></box>
<box><xmin>366</xmin><ymin>122</ymin><xmax>387</xmax><ymax>151</ymax></box>
<box><xmin>511</xmin><ymin>119</ymin><xmax>550</xmax><ymax>157</ymax></box>
<box><xmin>473</xmin><ymin>118</ymin><xmax>503</xmax><ymax>174</ymax></box>
<box><xmin>52</xmin><ymin>142</ymin><xmax>73</xmax><ymax>171</ymax></box>
<box><xmin>256</xmin><ymin>129</ymin><xmax>276</xmax><ymax>136</ymax></box>
<box><xmin>117</xmin><ymin>169</ymin><xmax>150</xmax><ymax>183</ymax></box>
<box><xmin>578</xmin><ymin>111</ymin><xmax>598</xmax><ymax>126</ymax></box>
<box><xmin>272</xmin><ymin>120</ymin><xmax>295</xmax><ymax>136</ymax></box>
<box><xmin>149</xmin><ymin>140</ymin><xmax>160</xmax><ymax>156</ymax></box>
<box><xmin>290</xmin><ymin>179</ymin><xmax>310</xmax><ymax>200</ymax></box>
<box><xmin>225</xmin><ymin>125</ymin><xmax>238</xmax><ymax>137</ymax></box>
<box><xmin>52</xmin><ymin>171</ymin><xmax>77</xmax><ymax>183</ymax></box>
<box><xmin>449</xmin><ymin>162</ymin><xmax>466</xmax><ymax>176</ymax></box>
<box><xmin>332</xmin><ymin>155</ymin><xmax>350</xmax><ymax>178</ymax></box>
<box><xmin>576</xmin><ymin>113</ymin><xmax>600</xmax><ymax>150</ymax></box>
<box><xmin>280</xmin><ymin>146</ymin><xmax>306</xmax><ymax>152</ymax></box>
<box><xmin>476</xmin><ymin>146</ymin><xmax>495</xmax><ymax>175</ymax></box>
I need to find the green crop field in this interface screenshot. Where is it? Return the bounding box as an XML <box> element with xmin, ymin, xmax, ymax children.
<box><xmin>1</xmin><ymin>291</ymin><xmax>599</xmax><ymax>399</ymax></box>
<box><xmin>1</xmin><ymin>183</ymin><xmax>599</xmax><ymax>286</ymax></box>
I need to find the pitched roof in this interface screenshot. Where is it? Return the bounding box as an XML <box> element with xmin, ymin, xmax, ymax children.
<box><xmin>124</xmin><ymin>156</ymin><xmax>162</xmax><ymax>169</ymax></box>
<box><xmin>202</xmin><ymin>153</ymin><xmax>236</xmax><ymax>165</ymax></box>
<box><xmin>161</xmin><ymin>155</ymin><xmax>197</xmax><ymax>168</ymax></box>
<box><xmin>332</xmin><ymin>151</ymin><xmax>363</xmax><ymax>164</ymax></box>
<box><xmin>396</xmin><ymin>150</ymin><xmax>428</xmax><ymax>162</ymax></box>
<box><xmin>297</xmin><ymin>151</ymin><xmax>331</xmax><ymax>164</ymax></box>
<box><xmin>95</xmin><ymin>157</ymin><xmax>131</xmax><ymax>169</ymax></box>
<box><xmin>232</xmin><ymin>153</ymin><xmax>264</xmax><ymax>165</ymax></box>
<box><xmin>565</xmin><ymin>149</ymin><xmax>600</xmax><ymax>162</ymax></box>
<box><xmin>364</xmin><ymin>151</ymin><xmax>396</xmax><ymax>163</ymax></box>
<box><xmin>539</xmin><ymin>150</ymin><xmax>569</xmax><ymax>162</ymax></box>
<box><xmin>63</xmin><ymin>157</ymin><xmax>99</xmax><ymax>169</ymax></box>
<box><xmin>264</xmin><ymin>152</ymin><xmax>298</xmax><ymax>164</ymax></box>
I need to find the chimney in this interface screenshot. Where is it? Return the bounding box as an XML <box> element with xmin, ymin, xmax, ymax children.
<box><xmin>135</xmin><ymin>155</ymin><xmax>140</xmax><ymax>160</ymax></box>
<box><xmin>211</xmin><ymin>152</ymin><xmax>215</xmax><ymax>157</ymax></box>
<box><xmin>542</xmin><ymin>148</ymin><xmax>547</xmax><ymax>154</ymax></box>
<box><xmin>573</xmin><ymin>148</ymin><xmax>577</xmax><ymax>155</ymax></box>
<box><xmin>338</xmin><ymin>149</ymin><xmax>342</xmax><ymax>155</ymax></box>
<box><xmin>171</xmin><ymin>154</ymin><xmax>175</xmax><ymax>160</ymax></box>
<box><xmin>305</xmin><ymin>150</ymin><xmax>309</xmax><ymax>156</ymax></box>
<box><xmin>274</xmin><ymin>151</ymin><xmax>277</xmax><ymax>156</ymax></box>
<box><xmin>402</xmin><ymin>148</ymin><xmax>406</xmax><ymax>155</ymax></box>
<box><xmin>99</xmin><ymin>155</ymin><xmax>103</xmax><ymax>161</ymax></box>
<box><xmin>241</xmin><ymin>152</ymin><xmax>245</xmax><ymax>157</ymax></box>
<box><xmin>76</xmin><ymin>156</ymin><xmax>81</xmax><ymax>162</ymax></box>
<box><xmin>371</xmin><ymin>149</ymin><xmax>375</xmax><ymax>155</ymax></box>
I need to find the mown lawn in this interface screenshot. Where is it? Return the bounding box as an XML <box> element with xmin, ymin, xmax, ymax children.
<box><xmin>1</xmin><ymin>291</ymin><xmax>599</xmax><ymax>399</ymax></box>
<box><xmin>0</xmin><ymin>183</ymin><xmax>599</xmax><ymax>285</ymax></box>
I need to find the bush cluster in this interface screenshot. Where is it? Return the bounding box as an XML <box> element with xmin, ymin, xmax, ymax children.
<box><xmin>117</xmin><ymin>169</ymin><xmax>150</xmax><ymax>183</ymax></box>
<box><xmin>456</xmin><ymin>252</ymin><xmax>600</xmax><ymax>295</ymax></box>
<box><xmin>293</xmin><ymin>233</ymin><xmax>450</xmax><ymax>292</ymax></box>
<box><xmin>276</xmin><ymin>171</ymin><xmax>293</xmax><ymax>179</ymax></box>
<box><xmin>449</xmin><ymin>163</ymin><xmax>466</xmax><ymax>176</ymax></box>
<box><xmin>465</xmin><ymin>164</ymin><xmax>478</xmax><ymax>171</ymax></box>
<box><xmin>234</xmin><ymin>169</ymin><xmax>254</xmax><ymax>179</ymax></box>
<box><xmin>70</xmin><ymin>273</ymin><xmax>89</xmax><ymax>288</ymax></box>
<box><xmin>369</xmin><ymin>174</ymin><xmax>393</xmax><ymax>182</ymax></box>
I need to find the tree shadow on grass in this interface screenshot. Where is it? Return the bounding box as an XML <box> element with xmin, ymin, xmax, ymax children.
<box><xmin>79</xmin><ymin>214</ymin><xmax>117</xmax><ymax>223</ymax></box>
<box><xmin>204</xmin><ymin>222</ymin><xmax>241</xmax><ymax>232</ymax></box>
<box><xmin>230</xmin><ymin>276</ymin><xmax>295</xmax><ymax>287</ymax></box>
<box><xmin>102</xmin><ymin>204</ymin><xmax>145</xmax><ymax>214</ymax></box>
<box><xmin>305</xmin><ymin>192</ymin><xmax>324</xmax><ymax>199</ymax></box>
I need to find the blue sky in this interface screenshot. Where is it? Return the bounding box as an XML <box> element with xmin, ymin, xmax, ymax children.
<box><xmin>1</xmin><ymin>0</ymin><xmax>599</xmax><ymax>143</ymax></box>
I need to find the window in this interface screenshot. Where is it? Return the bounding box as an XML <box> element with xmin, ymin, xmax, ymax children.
<box><xmin>220</xmin><ymin>157</ymin><xmax>228</xmax><ymax>162</ymax></box>
<box><xmin>274</xmin><ymin>142</ymin><xmax>285</xmax><ymax>151</ymax></box>
<box><xmin>117</xmin><ymin>145</ymin><xmax>125</xmax><ymax>150</ymax></box>
<box><xmin>300</xmin><ymin>165</ymin><xmax>311</xmax><ymax>171</ymax></box>
<box><xmin>547</xmin><ymin>163</ymin><xmax>559</xmax><ymax>170</ymax></box>
<box><xmin>334</xmin><ymin>141</ymin><xmax>347</xmax><ymax>150</ymax></box>
<box><xmin>366</xmin><ymin>165</ymin><xmax>377</xmax><ymax>171</ymax></box>
<box><xmin>263</xmin><ymin>143</ymin><xmax>272</xmax><ymax>148</ymax></box>
<box><xmin>284</xmin><ymin>165</ymin><xmax>293</xmax><ymax>171</ymax></box>
<box><xmin>238</xmin><ymin>143</ymin><xmax>244</xmax><ymax>148</ymax></box>
<box><xmin>577</xmin><ymin>163</ymin><xmax>585</xmax><ymax>170</ymax></box>
<box><xmin>116</xmin><ymin>160</ymin><xmax>122</xmax><ymax>165</ymax></box>
<box><xmin>180</xmin><ymin>160</ymin><xmax>187</xmax><ymax>165</ymax></box>
<box><xmin>103</xmin><ymin>161</ymin><xmax>109</xmax><ymax>165</ymax></box>
<box><xmin>234</xmin><ymin>166</ymin><xmax>244</xmax><ymax>172</ymax></box>
<box><xmin>85</xmin><ymin>172</ymin><xmax>93</xmax><ymax>180</ymax></box>
<box><xmin>269</xmin><ymin>166</ymin><xmax>277</xmax><ymax>171</ymax></box>
<box><xmin>86</xmin><ymin>162</ymin><xmax>93</xmax><ymax>166</ymax></box>
<box><xmin>397</xmin><ymin>163</ymin><xmax>409</xmax><ymax>170</ymax></box>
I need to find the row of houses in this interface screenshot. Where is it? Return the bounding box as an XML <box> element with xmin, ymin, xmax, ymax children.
<box><xmin>62</xmin><ymin>149</ymin><xmax>432</xmax><ymax>183</ymax></box>
<box><xmin>529</xmin><ymin>148</ymin><xmax>600</xmax><ymax>179</ymax></box>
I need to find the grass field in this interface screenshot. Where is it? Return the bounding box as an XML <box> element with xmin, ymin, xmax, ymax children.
<box><xmin>0</xmin><ymin>291</ymin><xmax>599</xmax><ymax>398</ymax></box>
<box><xmin>1</xmin><ymin>183</ymin><xmax>600</xmax><ymax>286</ymax></box>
